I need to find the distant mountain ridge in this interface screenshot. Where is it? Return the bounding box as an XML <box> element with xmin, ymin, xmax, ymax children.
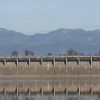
<box><xmin>0</xmin><ymin>28</ymin><xmax>100</xmax><ymax>55</ymax></box>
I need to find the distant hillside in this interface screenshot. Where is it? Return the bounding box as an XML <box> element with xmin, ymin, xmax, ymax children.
<box><xmin>0</xmin><ymin>28</ymin><xmax>100</xmax><ymax>55</ymax></box>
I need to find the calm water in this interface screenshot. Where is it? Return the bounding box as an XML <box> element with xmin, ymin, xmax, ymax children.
<box><xmin>0</xmin><ymin>79</ymin><xmax>100</xmax><ymax>100</ymax></box>
<box><xmin>0</xmin><ymin>97</ymin><xmax>100</xmax><ymax>100</ymax></box>
<box><xmin>0</xmin><ymin>94</ymin><xmax>99</xmax><ymax>100</ymax></box>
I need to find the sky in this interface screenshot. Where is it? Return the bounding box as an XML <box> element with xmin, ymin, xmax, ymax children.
<box><xmin>0</xmin><ymin>0</ymin><xmax>100</xmax><ymax>35</ymax></box>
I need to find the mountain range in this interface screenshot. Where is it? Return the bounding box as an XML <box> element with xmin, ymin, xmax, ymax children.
<box><xmin>0</xmin><ymin>28</ymin><xmax>100</xmax><ymax>56</ymax></box>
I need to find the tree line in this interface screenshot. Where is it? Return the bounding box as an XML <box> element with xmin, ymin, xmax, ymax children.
<box><xmin>11</xmin><ymin>50</ymin><xmax>34</xmax><ymax>56</ymax></box>
<box><xmin>11</xmin><ymin>49</ymin><xmax>100</xmax><ymax>56</ymax></box>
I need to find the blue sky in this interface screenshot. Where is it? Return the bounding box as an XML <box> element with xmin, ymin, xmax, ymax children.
<box><xmin>0</xmin><ymin>0</ymin><xmax>100</xmax><ymax>35</ymax></box>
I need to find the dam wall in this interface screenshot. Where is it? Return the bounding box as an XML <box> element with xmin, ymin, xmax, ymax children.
<box><xmin>0</xmin><ymin>56</ymin><xmax>100</xmax><ymax>76</ymax></box>
<box><xmin>0</xmin><ymin>66</ymin><xmax>100</xmax><ymax>76</ymax></box>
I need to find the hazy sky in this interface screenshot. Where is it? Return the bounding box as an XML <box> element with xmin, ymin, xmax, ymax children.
<box><xmin>0</xmin><ymin>0</ymin><xmax>100</xmax><ymax>35</ymax></box>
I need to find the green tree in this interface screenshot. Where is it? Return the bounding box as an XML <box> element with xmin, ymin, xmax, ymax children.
<box><xmin>47</xmin><ymin>53</ymin><xmax>52</xmax><ymax>56</ymax></box>
<box><xmin>30</xmin><ymin>51</ymin><xmax>34</xmax><ymax>56</ymax></box>
<box><xmin>74</xmin><ymin>51</ymin><xmax>78</xmax><ymax>55</ymax></box>
<box><xmin>99</xmin><ymin>51</ymin><xmax>100</xmax><ymax>55</ymax></box>
<box><xmin>25</xmin><ymin>50</ymin><xmax>30</xmax><ymax>56</ymax></box>
<box><xmin>66</xmin><ymin>49</ymin><xmax>78</xmax><ymax>55</ymax></box>
<box><xmin>11</xmin><ymin>51</ymin><xmax>18</xmax><ymax>56</ymax></box>
<box><xmin>25</xmin><ymin>50</ymin><xmax>34</xmax><ymax>56</ymax></box>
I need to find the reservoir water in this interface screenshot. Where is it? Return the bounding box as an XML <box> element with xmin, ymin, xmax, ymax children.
<box><xmin>0</xmin><ymin>79</ymin><xmax>100</xmax><ymax>100</ymax></box>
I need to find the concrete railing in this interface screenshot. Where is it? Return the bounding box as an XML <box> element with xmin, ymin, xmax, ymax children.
<box><xmin>0</xmin><ymin>55</ymin><xmax>100</xmax><ymax>68</ymax></box>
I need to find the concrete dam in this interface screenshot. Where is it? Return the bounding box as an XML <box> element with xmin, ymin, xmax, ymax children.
<box><xmin>0</xmin><ymin>55</ymin><xmax>100</xmax><ymax>97</ymax></box>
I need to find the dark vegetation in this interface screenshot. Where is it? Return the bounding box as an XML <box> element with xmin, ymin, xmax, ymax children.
<box><xmin>25</xmin><ymin>50</ymin><xmax>34</xmax><ymax>56</ymax></box>
<box><xmin>11</xmin><ymin>49</ymin><xmax>100</xmax><ymax>56</ymax></box>
<box><xmin>10</xmin><ymin>49</ymin><xmax>100</xmax><ymax>61</ymax></box>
